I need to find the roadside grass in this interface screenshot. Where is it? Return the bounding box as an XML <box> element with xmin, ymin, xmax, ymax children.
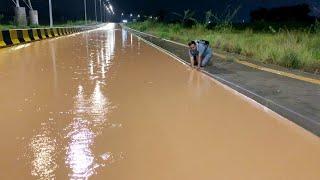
<box><xmin>128</xmin><ymin>21</ymin><xmax>320</xmax><ymax>73</ymax></box>
<box><xmin>0</xmin><ymin>24</ymin><xmax>19</xmax><ymax>30</ymax></box>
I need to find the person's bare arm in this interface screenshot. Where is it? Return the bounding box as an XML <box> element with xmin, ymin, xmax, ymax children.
<box><xmin>197</xmin><ymin>55</ymin><xmax>201</xmax><ymax>69</ymax></box>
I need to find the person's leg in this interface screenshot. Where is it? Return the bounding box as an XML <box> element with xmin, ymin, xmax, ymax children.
<box><xmin>201</xmin><ymin>53</ymin><xmax>212</xmax><ymax>67</ymax></box>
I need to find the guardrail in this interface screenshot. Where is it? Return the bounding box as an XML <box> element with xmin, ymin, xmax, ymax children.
<box><xmin>0</xmin><ymin>24</ymin><xmax>103</xmax><ymax>48</ymax></box>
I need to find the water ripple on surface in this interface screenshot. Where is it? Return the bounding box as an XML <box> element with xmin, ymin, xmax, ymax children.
<box><xmin>27</xmin><ymin>122</ymin><xmax>58</xmax><ymax>180</ymax></box>
<box><xmin>65</xmin><ymin>79</ymin><xmax>116</xmax><ymax>179</ymax></box>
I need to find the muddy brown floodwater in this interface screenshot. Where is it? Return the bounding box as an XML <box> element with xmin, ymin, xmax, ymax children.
<box><xmin>0</xmin><ymin>23</ymin><xmax>319</xmax><ymax>180</ymax></box>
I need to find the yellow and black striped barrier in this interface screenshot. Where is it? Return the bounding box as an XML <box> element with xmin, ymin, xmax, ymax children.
<box><xmin>0</xmin><ymin>31</ymin><xmax>6</xmax><ymax>48</ymax></box>
<box><xmin>0</xmin><ymin>24</ymin><xmax>103</xmax><ymax>48</ymax></box>
<box><xmin>45</xmin><ymin>28</ymin><xmax>53</xmax><ymax>38</ymax></box>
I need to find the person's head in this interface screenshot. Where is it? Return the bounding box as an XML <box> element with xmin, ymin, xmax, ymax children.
<box><xmin>188</xmin><ymin>41</ymin><xmax>197</xmax><ymax>51</ymax></box>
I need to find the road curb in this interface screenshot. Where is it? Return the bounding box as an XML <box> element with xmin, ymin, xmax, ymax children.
<box><xmin>0</xmin><ymin>24</ymin><xmax>103</xmax><ymax>48</ymax></box>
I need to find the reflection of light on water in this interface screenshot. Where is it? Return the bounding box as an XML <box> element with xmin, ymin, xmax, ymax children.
<box><xmin>90</xmin><ymin>59</ymin><xmax>94</xmax><ymax>76</ymax></box>
<box><xmin>66</xmin><ymin>85</ymin><xmax>96</xmax><ymax>179</ymax></box>
<box><xmin>85</xmin><ymin>34</ymin><xmax>94</xmax><ymax>77</ymax></box>
<box><xmin>29</xmin><ymin>124</ymin><xmax>57</xmax><ymax>180</ymax></box>
<box><xmin>97</xmin><ymin>23</ymin><xmax>116</xmax><ymax>31</ymax></box>
<box><xmin>101</xmin><ymin>60</ymin><xmax>106</xmax><ymax>79</ymax></box>
<box><xmin>9</xmin><ymin>43</ymin><xmax>31</xmax><ymax>51</ymax></box>
<box><xmin>66</xmin><ymin>81</ymin><xmax>111</xmax><ymax>179</ymax></box>
<box><xmin>104</xmin><ymin>29</ymin><xmax>115</xmax><ymax>66</ymax></box>
<box><xmin>50</xmin><ymin>43</ymin><xmax>58</xmax><ymax>94</ymax></box>
<box><xmin>92</xmin><ymin>81</ymin><xmax>108</xmax><ymax>117</ymax></box>
<box><xmin>65</xmin><ymin>24</ymin><xmax>119</xmax><ymax>179</ymax></box>
<box><xmin>100</xmin><ymin>28</ymin><xmax>115</xmax><ymax>79</ymax></box>
<box><xmin>137</xmin><ymin>38</ymin><xmax>141</xmax><ymax>55</ymax></box>
<box><xmin>122</xmin><ymin>29</ymin><xmax>128</xmax><ymax>48</ymax></box>
<box><xmin>66</xmin><ymin>124</ymin><xmax>95</xmax><ymax>178</ymax></box>
<box><xmin>87</xmin><ymin>27</ymin><xmax>115</xmax><ymax>80</ymax></box>
<box><xmin>97</xmin><ymin>50</ymin><xmax>101</xmax><ymax>66</ymax></box>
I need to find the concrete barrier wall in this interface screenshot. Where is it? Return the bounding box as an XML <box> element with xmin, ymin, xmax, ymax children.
<box><xmin>0</xmin><ymin>24</ymin><xmax>102</xmax><ymax>48</ymax></box>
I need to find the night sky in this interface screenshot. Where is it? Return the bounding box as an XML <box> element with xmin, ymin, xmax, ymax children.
<box><xmin>0</xmin><ymin>0</ymin><xmax>319</xmax><ymax>24</ymax></box>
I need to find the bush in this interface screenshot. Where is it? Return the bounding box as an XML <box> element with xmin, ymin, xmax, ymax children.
<box><xmin>280</xmin><ymin>51</ymin><xmax>301</xmax><ymax>69</ymax></box>
<box><xmin>315</xmin><ymin>20</ymin><xmax>320</xmax><ymax>34</ymax></box>
<box><xmin>0</xmin><ymin>14</ymin><xmax>4</xmax><ymax>23</ymax></box>
<box><xmin>139</xmin><ymin>24</ymin><xmax>148</xmax><ymax>32</ymax></box>
<box><xmin>234</xmin><ymin>44</ymin><xmax>242</xmax><ymax>54</ymax></box>
<box><xmin>222</xmin><ymin>43</ymin><xmax>233</xmax><ymax>52</ymax></box>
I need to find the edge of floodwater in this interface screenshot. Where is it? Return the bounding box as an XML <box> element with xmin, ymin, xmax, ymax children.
<box><xmin>122</xmin><ymin>24</ymin><xmax>320</xmax><ymax>138</ymax></box>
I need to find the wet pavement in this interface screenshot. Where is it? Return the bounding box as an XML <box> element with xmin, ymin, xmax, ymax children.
<box><xmin>125</xmin><ymin>27</ymin><xmax>320</xmax><ymax>136</ymax></box>
<box><xmin>0</xmin><ymin>23</ymin><xmax>320</xmax><ymax>179</ymax></box>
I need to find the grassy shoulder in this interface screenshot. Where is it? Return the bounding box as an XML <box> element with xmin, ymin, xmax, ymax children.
<box><xmin>128</xmin><ymin>21</ymin><xmax>320</xmax><ymax>73</ymax></box>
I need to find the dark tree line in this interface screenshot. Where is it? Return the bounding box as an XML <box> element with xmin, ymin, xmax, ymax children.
<box><xmin>250</xmin><ymin>4</ymin><xmax>316</xmax><ymax>23</ymax></box>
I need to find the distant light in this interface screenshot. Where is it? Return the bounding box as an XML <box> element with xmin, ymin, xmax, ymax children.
<box><xmin>121</xmin><ymin>13</ymin><xmax>124</xmax><ymax>16</ymax></box>
<box><xmin>137</xmin><ymin>14</ymin><xmax>140</xmax><ymax>18</ymax></box>
<box><xmin>122</xmin><ymin>19</ymin><xmax>128</xmax><ymax>23</ymax></box>
<box><xmin>149</xmin><ymin>16</ymin><xmax>153</xmax><ymax>19</ymax></box>
<box><xmin>130</xmin><ymin>13</ymin><xmax>133</xmax><ymax>17</ymax></box>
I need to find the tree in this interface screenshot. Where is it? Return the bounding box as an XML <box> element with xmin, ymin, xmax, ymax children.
<box><xmin>250</xmin><ymin>4</ymin><xmax>311</xmax><ymax>22</ymax></box>
<box><xmin>10</xmin><ymin>0</ymin><xmax>20</xmax><ymax>7</ymax></box>
<box><xmin>211</xmin><ymin>4</ymin><xmax>241</xmax><ymax>27</ymax></box>
<box><xmin>0</xmin><ymin>14</ymin><xmax>4</xmax><ymax>23</ymax></box>
<box><xmin>22</xmin><ymin>0</ymin><xmax>33</xmax><ymax>10</ymax></box>
<box><xmin>172</xmin><ymin>9</ymin><xmax>197</xmax><ymax>27</ymax></box>
<box><xmin>205</xmin><ymin>10</ymin><xmax>213</xmax><ymax>24</ymax></box>
<box><xmin>313</xmin><ymin>3</ymin><xmax>320</xmax><ymax>18</ymax></box>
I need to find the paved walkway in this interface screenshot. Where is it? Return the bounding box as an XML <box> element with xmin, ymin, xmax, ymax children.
<box><xmin>125</xmin><ymin>26</ymin><xmax>320</xmax><ymax>136</ymax></box>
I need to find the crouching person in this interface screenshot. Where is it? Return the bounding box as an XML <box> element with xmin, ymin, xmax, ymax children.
<box><xmin>188</xmin><ymin>40</ymin><xmax>213</xmax><ymax>69</ymax></box>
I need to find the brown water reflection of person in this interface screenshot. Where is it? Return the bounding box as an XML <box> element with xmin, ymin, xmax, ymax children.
<box><xmin>188</xmin><ymin>69</ymin><xmax>211</xmax><ymax>98</ymax></box>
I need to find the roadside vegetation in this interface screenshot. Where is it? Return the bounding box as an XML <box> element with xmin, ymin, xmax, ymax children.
<box><xmin>128</xmin><ymin>10</ymin><xmax>320</xmax><ymax>73</ymax></box>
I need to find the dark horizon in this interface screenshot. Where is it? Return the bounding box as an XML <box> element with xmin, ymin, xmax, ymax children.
<box><xmin>0</xmin><ymin>0</ymin><xmax>319</xmax><ymax>24</ymax></box>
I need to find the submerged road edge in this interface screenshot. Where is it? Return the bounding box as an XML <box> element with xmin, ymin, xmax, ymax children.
<box><xmin>123</xmin><ymin>25</ymin><xmax>320</xmax><ymax>137</ymax></box>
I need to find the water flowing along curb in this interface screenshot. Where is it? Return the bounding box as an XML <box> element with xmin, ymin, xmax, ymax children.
<box><xmin>0</xmin><ymin>24</ymin><xmax>104</xmax><ymax>48</ymax></box>
<box><xmin>123</xmin><ymin>24</ymin><xmax>320</xmax><ymax>136</ymax></box>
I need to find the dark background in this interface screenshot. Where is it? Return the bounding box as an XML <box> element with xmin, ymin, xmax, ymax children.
<box><xmin>0</xmin><ymin>0</ymin><xmax>319</xmax><ymax>24</ymax></box>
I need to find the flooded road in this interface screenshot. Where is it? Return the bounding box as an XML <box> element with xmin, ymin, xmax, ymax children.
<box><xmin>0</xmin><ymin>23</ymin><xmax>319</xmax><ymax>180</ymax></box>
